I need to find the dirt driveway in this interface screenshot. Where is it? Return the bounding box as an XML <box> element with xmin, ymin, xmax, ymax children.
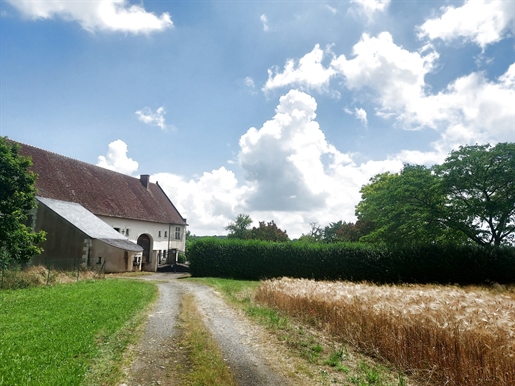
<box><xmin>121</xmin><ymin>273</ymin><xmax>291</xmax><ymax>386</ymax></box>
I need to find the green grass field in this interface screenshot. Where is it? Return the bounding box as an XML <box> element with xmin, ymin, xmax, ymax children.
<box><xmin>0</xmin><ymin>279</ymin><xmax>157</xmax><ymax>386</ymax></box>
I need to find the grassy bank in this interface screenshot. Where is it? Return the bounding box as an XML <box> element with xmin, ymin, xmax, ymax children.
<box><xmin>0</xmin><ymin>279</ymin><xmax>157</xmax><ymax>385</ymax></box>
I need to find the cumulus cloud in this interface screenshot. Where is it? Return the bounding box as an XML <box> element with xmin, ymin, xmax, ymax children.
<box><xmin>5</xmin><ymin>0</ymin><xmax>173</xmax><ymax>34</ymax></box>
<box><xmin>136</xmin><ymin>106</ymin><xmax>167</xmax><ymax>130</ymax></box>
<box><xmin>418</xmin><ymin>0</ymin><xmax>514</xmax><ymax>50</ymax></box>
<box><xmin>152</xmin><ymin>167</ymin><xmax>251</xmax><ymax>235</ymax></box>
<box><xmin>238</xmin><ymin>90</ymin><xmax>331</xmax><ymax>211</ymax></box>
<box><xmin>97</xmin><ymin>139</ymin><xmax>139</xmax><ymax>175</ymax></box>
<box><xmin>424</xmin><ymin>67</ymin><xmax>515</xmax><ymax>152</ymax></box>
<box><xmin>147</xmin><ymin>90</ymin><xmax>405</xmax><ymax>237</ymax></box>
<box><xmin>263</xmin><ymin>44</ymin><xmax>337</xmax><ymax>93</ymax></box>
<box><xmin>262</xmin><ymin>32</ymin><xmax>515</xmax><ymax>158</ymax></box>
<box><xmin>332</xmin><ymin>32</ymin><xmax>438</xmax><ymax>123</ymax></box>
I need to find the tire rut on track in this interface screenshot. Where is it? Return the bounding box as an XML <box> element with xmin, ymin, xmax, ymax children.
<box><xmin>122</xmin><ymin>273</ymin><xmax>290</xmax><ymax>386</ymax></box>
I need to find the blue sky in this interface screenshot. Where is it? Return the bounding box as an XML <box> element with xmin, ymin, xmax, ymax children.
<box><xmin>1</xmin><ymin>0</ymin><xmax>514</xmax><ymax>237</ymax></box>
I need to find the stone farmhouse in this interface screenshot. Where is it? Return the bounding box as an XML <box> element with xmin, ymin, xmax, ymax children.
<box><xmin>17</xmin><ymin>142</ymin><xmax>188</xmax><ymax>273</ymax></box>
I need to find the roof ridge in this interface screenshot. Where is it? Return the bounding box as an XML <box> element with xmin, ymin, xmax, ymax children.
<box><xmin>14</xmin><ymin>139</ymin><xmax>143</xmax><ymax>181</ymax></box>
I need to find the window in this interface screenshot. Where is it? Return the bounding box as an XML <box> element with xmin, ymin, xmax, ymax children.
<box><xmin>158</xmin><ymin>231</ymin><xmax>161</xmax><ymax>238</ymax></box>
<box><xmin>114</xmin><ymin>227</ymin><xmax>120</xmax><ymax>233</ymax></box>
<box><xmin>164</xmin><ymin>231</ymin><xmax>167</xmax><ymax>238</ymax></box>
<box><xmin>126</xmin><ymin>228</ymin><xmax>130</xmax><ymax>237</ymax></box>
<box><xmin>175</xmin><ymin>227</ymin><xmax>181</xmax><ymax>240</ymax></box>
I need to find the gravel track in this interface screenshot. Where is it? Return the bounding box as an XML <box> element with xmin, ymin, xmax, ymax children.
<box><xmin>123</xmin><ymin>273</ymin><xmax>290</xmax><ymax>386</ymax></box>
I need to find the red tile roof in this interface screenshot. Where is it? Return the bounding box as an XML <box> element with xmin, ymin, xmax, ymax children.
<box><xmin>16</xmin><ymin>142</ymin><xmax>187</xmax><ymax>225</ymax></box>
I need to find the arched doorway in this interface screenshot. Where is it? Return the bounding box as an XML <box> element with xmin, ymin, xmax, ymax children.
<box><xmin>137</xmin><ymin>234</ymin><xmax>151</xmax><ymax>263</ymax></box>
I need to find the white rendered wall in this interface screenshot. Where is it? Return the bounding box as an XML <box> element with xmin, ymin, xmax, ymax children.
<box><xmin>97</xmin><ymin>216</ymin><xmax>186</xmax><ymax>254</ymax></box>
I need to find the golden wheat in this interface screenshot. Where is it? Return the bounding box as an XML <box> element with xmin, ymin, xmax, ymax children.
<box><xmin>256</xmin><ymin>278</ymin><xmax>515</xmax><ymax>386</ymax></box>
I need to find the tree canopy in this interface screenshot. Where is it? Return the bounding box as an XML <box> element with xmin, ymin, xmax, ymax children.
<box><xmin>0</xmin><ymin>138</ymin><xmax>45</xmax><ymax>266</ymax></box>
<box><xmin>225</xmin><ymin>213</ymin><xmax>253</xmax><ymax>240</ymax></box>
<box><xmin>436</xmin><ymin>143</ymin><xmax>515</xmax><ymax>246</ymax></box>
<box><xmin>356</xmin><ymin>143</ymin><xmax>515</xmax><ymax>246</ymax></box>
<box><xmin>226</xmin><ymin>214</ymin><xmax>289</xmax><ymax>242</ymax></box>
<box><xmin>250</xmin><ymin>220</ymin><xmax>289</xmax><ymax>242</ymax></box>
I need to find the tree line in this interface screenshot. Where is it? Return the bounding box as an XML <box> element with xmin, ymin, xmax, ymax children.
<box><xmin>226</xmin><ymin>143</ymin><xmax>515</xmax><ymax>247</ymax></box>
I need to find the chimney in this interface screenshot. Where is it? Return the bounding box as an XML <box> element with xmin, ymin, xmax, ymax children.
<box><xmin>140</xmin><ymin>174</ymin><xmax>150</xmax><ymax>189</ymax></box>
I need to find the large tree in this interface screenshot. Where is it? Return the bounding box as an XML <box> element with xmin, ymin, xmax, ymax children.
<box><xmin>250</xmin><ymin>220</ymin><xmax>289</xmax><ymax>242</ymax></box>
<box><xmin>0</xmin><ymin>138</ymin><xmax>45</xmax><ymax>267</ymax></box>
<box><xmin>323</xmin><ymin>220</ymin><xmax>374</xmax><ymax>243</ymax></box>
<box><xmin>225</xmin><ymin>213</ymin><xmax>253</xmax><ymax>239</ymax></box>
<box><xmin>435</xmin><ymin>143</ymin><xmax>515</xmax><ymax>246</ymax></box>
<box><xmin>356</xmin><ymin>164</ymin><xmax>463</xmax><ymax>245</ymax></box>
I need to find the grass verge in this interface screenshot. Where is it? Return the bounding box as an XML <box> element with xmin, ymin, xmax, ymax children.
<box><xmin>0</xmin><ymin>279</ymin><xmax>157</xmax><ymax>386</ymax></box>
<box><xmin>177</xmin><ymin>292</ymin><xmax>237</xmax><ymax>386</ymax></box>
<box><xmin>188</xmin><ymin>277</ymin><xmax>407</xmax><ymax>385</ymax></box>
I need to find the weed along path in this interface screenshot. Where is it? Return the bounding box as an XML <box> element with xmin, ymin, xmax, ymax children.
<box><xmin>122</xmin><ymin>273</ymin><xmax>290</xmax><ymax>386</ymax></box>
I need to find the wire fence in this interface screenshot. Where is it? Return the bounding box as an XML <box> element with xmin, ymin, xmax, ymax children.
<box><xmin>0</xmin><ymin>257</ymin><xmax>106</xmax><ymax>290</ymax></box>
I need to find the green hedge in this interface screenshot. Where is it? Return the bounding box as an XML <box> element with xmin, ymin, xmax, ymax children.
<box><xmin>188</xmin><ymin>238</ymin><xmax>515</xmax><ymax>284</ymax></box>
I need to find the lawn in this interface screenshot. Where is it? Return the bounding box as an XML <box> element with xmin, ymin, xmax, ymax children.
<box><xmin>0</xmin><ymin>279</ymin><xmax>157</xmax><ymax>386</ymax></box>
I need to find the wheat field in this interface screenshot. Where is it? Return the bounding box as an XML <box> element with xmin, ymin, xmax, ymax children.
<box><xmin>255</xmin><ymin>278</ymin><xmax>515</xmax><ymax>385</ymax></box>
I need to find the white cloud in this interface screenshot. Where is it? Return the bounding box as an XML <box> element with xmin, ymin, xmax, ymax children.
<box><xmin>325</xmin><ymin>5</ymin><xmax>338</xmax><ymax>15</ymax></box>
<box><xmin>350</xmin><ymin>0</ymin><xmax>390</xmax><ymax>22</ymax></box>
<box><xmin>6</xmin><ymin>0</ymin><xmax>173</xmax><ymax>34</ymax></box>
<box><xmin>344</xmin><ymin>107</ymin><xmax>368</xmax><ymax>126</ymax></box>
<box><xmin>260</xmin><ymin>14</ymin><xmax>269</xmax><ymax>32</ymax></box>
<box><xmin>418</xmin><ymin>0</ymin><xmax>514</xmax><ymax>50</ymax></box>
<box><xmin>148</xmin><ymin>90</ymin><xmax>405</xmax><ymax>238</ymax></box>
<box><xmin>351</xmin><ymin>0</ymin><xmax>391</xmax><ymax>13</ymax></box>
<box><xmin>136</xmin><ymin>106</ymin><xmax>167</xmax><ymax>130</ymax></box>
<box><xmin>424</xmin><ymin>67</ymin><xmax>515</xmax><ymax>151</ymax></box>
<box><xmin>97</xmin><ymin>139</ymin><xmax>139</xmax><ymax>175</ymax></box>
<box><xmin>152</xmin><ymin>167</ymin><xmax>251</xmax><ymax>235</ymax></box>
<box><xmin>236</xmin><ymin>90</ymin><xmax>402</xmax><ymax>236</ymax></box>
<box><xmin>263</xmin><ymin>44</ymin><xmax>337</xmax><ymax>93</ymax></box>
<box><xmin>244</xmin><ymin>76</ymin><xmax>256</xmax><ymax>89</ymax></box>
<box><xmin>265</xmin><ymin>31</ymin><xmax>514</xmax><ymax>156</ymax></box>
<box><xmin>332</xmin><ymin>32</ymin><xmax>438</xmax><ymax>123</ymax></box>
<box><xmin>355</xmin><ymin>108</ymin><xmax>368</xmax><ymax>126</ymax></box>
<box><xmin>333</xmin><ymin>32</ymin><xmax>515</xmax><ymax>153</ymax></box>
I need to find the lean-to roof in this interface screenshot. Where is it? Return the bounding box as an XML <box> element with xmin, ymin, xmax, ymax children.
<box><xmin>37</xmin><ymin>196</ymin><xmax>143</xmax><ymax>252</ymax></box>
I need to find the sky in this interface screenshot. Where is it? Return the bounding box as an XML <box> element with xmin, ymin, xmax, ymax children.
<box><xmin>1</xmin><ymin>0</ymin><xmax>514</xmax><ymax>238</ymax></box>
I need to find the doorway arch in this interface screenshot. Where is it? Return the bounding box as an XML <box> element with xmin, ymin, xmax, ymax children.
<box><xmin>137</xmin><ymin>234</ymin><xmax>151</xmax><ymax>263</ymax></box>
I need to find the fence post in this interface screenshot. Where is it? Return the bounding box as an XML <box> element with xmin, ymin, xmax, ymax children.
<box><xmin>46</xmin><ymin>264</ymin><xmax>51</xmax><ymax>285</ymax></box>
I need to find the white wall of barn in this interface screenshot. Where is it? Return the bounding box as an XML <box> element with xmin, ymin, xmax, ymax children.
<box><xmin>97</xmin><ymin>216</ymin><xmax>187</xmax><ymax>262</ymax></box>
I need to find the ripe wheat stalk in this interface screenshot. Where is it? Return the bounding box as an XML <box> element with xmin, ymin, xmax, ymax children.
<box><xmin>256</xmin><ymin>278</ymin><xmax>515</xmax><ymax>385</ymax></box>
